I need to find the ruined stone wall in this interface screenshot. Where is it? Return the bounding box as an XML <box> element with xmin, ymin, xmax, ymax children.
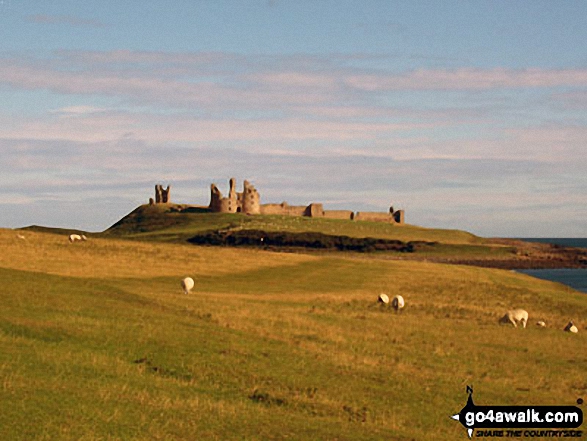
<box><xmin>260</xmin><ymin>202</ymin><xmax>326</xmax><ymax>217</ymax></box>
<box><xmin>323</xmin><ymin>210</ymin><xmax>354</xmax><ymax>220</ymax></box>
<box><xmin>260</xmin><ymin>204</ymin><xmax>396</xmax><ymax>223</ymax></box>
<box><xmin>258</xmin><ymin>203</ymin><xmax>281</xmax><ymax>215</ymax></box>
<box><xmin>354</xmin><ymin>211</ymin><xmax>394</xmax><ymax>223</ymax></box>
<box><xmin>353</xmin><ymin>210</ymin><xmax>405</xmax><ymax>224</ymax></box>
<box><xmin>281</xmin><ymin>205</ymin><xmax>309</xmax><ymax>216</ymax></box>
<box><xmin>260</xmin><ymin>202</ymin><xmax>307</xmax><ymax>216</ymax></box>
<box><xmin>303</xmin><ymin>203</ymin><xmax>324</xmax><ymax>217</ymax></box>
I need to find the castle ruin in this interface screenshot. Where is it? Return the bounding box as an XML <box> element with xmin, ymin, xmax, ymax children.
<box><xmin>206</xmin><ymin>178</ymin><xmax>404</xmax><ymax>224</ymax></box>
<box><xmin>209</xmin><ymin>178</ymin><xmax>260</xmax><ymax>215</ymax></box>
<box><xmin>150</xmin><ymin>184</ymin><xmax>171</xmax><ymax>205</ymax></box>
<box><xmin>147</xmin><ymin>178</ymin><xmax>404</xmax><ymax>224</ymax></box>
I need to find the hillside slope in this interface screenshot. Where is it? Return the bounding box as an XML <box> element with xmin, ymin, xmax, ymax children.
<box><xmin>1</xmin><ymin>228</ymin><xmax>585</xmax><ymax>440</ymax></box>
<box><xmin>99</xmin><ymin>204</ymin><xmax>587</xmax><ymax>269</ymax></box>
<box><xmin>104</xmin><ymin>203</ymin><xmax>482</xmax><ymax>244</ymax></box>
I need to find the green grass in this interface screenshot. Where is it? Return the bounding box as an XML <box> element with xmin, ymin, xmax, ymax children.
<box><xmin>100</xmin><ymin>204</ymin><xmax>484</xmax><ymax>245</ymax></box>
<box><xmin>93</xmin><ymin>204</ymin><xmax>515</xmax><ymax>261</ymax></box>
<box><xmin>26</xmin><ymin>204</ymin><xmax>513</xmax><ymax>262</ymax></box>
<box><xmin>1</xmin><ymin>228</ymin><xmax>585</xmax><ymax>440</ymax></box>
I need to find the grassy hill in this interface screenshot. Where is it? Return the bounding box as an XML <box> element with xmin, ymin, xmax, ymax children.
<box><xmin>96</xmin><ymin>204</ymin><xmax>586</xmax><ymax>268</ymax></box>
<box><xmin>104</xmin><ymin>203</ymin><xmax>483</xmax><ymax>244</ymax></box>
<box><xmin>1</xmin><ymin>227</ymin><xmax>585</xmax><ymax>440</ymax></box>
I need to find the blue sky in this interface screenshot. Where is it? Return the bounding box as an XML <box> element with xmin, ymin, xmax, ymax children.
<box><xmin>1</xmin><ymin>1</ymin><xmax>586</xmax><ymax>237</ymax></box>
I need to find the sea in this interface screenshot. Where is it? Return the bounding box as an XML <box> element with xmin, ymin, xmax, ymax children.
<box><xmin>516</xmin><ymin>238</ymin><xmax>587</xmax><ymax>294</ymax></box>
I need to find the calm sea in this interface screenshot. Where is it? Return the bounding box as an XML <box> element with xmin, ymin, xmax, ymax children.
<box><xmin>517</xmin><ymin>238</ymin><xmax>587</xmax><ymax>294</ymax></box>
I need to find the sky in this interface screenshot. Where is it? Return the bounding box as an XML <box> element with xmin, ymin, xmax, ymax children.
<box><xmin>0</xmin><ymin>1</ymin><xmax>586</xmax><ymax>237</ymax></box>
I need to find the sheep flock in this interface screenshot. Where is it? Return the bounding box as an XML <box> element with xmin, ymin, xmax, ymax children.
<box><xmin>377</xmin><ymin>294</ymin><xmax>579</xmax><ymax>333</ymax></box>
<box><xmin>68</xmin><ymin>234</ymin><xmax>87</xmax><ymax>243</ymax></box>
<box><xmin>51</xmin><ymin>231</ymin><xmax>586</xmax><ymax>334</ymax></box>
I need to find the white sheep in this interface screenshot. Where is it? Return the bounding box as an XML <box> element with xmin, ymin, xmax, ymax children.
<box><xmin>536</xmin><ymin>320</ymin><xmax>546</xmax><ymax>327</ymax></box>
<box><xmin>564</xmin><ymin>321</ymin><xmax>578</xmax><ymax>333</ymax></box>
<box><xmin>68</xmin><ymin>234</ymin><xmax>87</xmax><ymax>243</ymax></box>
<box><xmin>391</xmin><ymin>294</ymin><xmax>405</xmax><ymax>312</ymax></box>
<box><xmin>181</xmin><ymin>277</ymin><xmax>195</xmax><ymax>295</ymax></box>
<box><xmin>378</xmin><ymin>293</ymin><xmax>390</xmax><ymax>304</ymax></box>
<box><xmin>16</xmin><ymin>234</ymin><xmax>26</xmax><ymax>240</ymax></box>
<box><xmin>499</xmin><ymin>309</ymin><xmax>528</xmax><ymax>328</ymax></box>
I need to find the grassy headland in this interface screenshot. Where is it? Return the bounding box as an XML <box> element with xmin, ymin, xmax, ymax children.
<box><xmin>98</xmin><ymin>204</ymin><xmax>587</xmax><ymax>269</ymax></box>
<box><xmin>1</xmin><ymin>209</ymin><xmax>586</xmax><ymax>439</ymax></box>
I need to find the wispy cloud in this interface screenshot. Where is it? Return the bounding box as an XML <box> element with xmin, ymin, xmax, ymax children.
<box><xmin>50</xmin><ymin>106</ymin><xmax>111</xmax><ymax>116</ymax></box>
<box><xmin>1</xmin><ymin>50</ymin><xmax>585</xmax><ymax>235</ymax></box>
<box><xmin>0</xmin><ymin>111</ymin><xmax>428</xmax><ymax>145</ymax></box>
<box><xmin>345</xmin><ymin>68</ymin><xmax>587</xmax><ymax>91</ymax></box>
<box><xmin>1</xmin><ymin>50</ymin><xmax>585</xmax><ymax>165</ymax></box>
<box><xmin>3</xmin><ymin>51</ymin><xmax>587</xmax><ymax>114</ymax></box>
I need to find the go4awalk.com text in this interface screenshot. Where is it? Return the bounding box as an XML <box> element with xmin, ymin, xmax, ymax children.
<box><xmin>475</xmin><ymin>429</ymin><xmax>582</xmax><ymax>437</ymax></box>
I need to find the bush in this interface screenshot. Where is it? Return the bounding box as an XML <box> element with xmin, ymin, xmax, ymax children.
<box><xmin>187</xmin><ymin>229</ymin><xmax>422</xmax><ymax>253</ymax></box>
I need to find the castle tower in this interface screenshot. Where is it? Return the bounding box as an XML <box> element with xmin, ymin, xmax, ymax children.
<box><xmin>226</xmin><ymin>178</ymin><xmax>238</xmax><ymax>213</ymax></box>
<box><xmin>209</xmin><ymin>184</ymin><xmax>223</xmax><ymax>211</ymax></box>
<box><xmin>209</xmin><ymin>178</ymin><xmax>241</xmax><ymax>213</ymax></box>
<box><xmin>241</xmin><ymin>180</ymin><xmax>261</xmax><ymax>214</ymax></box>
<box><xmin>155</xmin><ymin>184</ymin><xmax>171</xmax><ymax>204</ymax></box>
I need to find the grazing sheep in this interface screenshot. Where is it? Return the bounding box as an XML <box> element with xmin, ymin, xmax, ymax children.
<box><xmin>16</xmin><ymin>234</ymin><xmax>26</xmax><ymax>240</ymax></box>
<box><xmin>378</xmin><ymin>293</ymin><xmax>390</xmax><ymax>304</ymax></box>
<box><xmin>536</xmin><ymin>320</ymin><xmax>546</xmax><ymax>327</ymax></box>
<box><xmin>181</xmin><ymin>277</ymin><xmax>195</xmax><ymax>295</ymax></box>
<box><xmin>68</xmin><ymin>234</ymin><xmax>87</xmax><ymax>243</ymax></box>
<box><xmin>391</xmin><ymin>294</ymin><xmax>405</xmax><ymax>312</ymax></box>
<box><xmin>499</xmin><ymin>309</ymin><xmax>528</xmax><ymax>328</ymax></box>
<box><xmin>564</xmin><ymin>321</ymin><xmax>578</xmax><ymax>333</ymax></box>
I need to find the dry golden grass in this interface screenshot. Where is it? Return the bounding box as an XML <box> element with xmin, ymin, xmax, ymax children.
<box><xmin>0</xmin><ymin>229</ymin><xmax>315</xmax><ymax>279</ymax></box>
<box><xmin>1</xmin><ymin>227</ymin><xmax>585</xmax><ymax>440</ymax></box>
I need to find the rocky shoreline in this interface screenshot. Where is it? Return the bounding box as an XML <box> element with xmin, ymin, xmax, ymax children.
<box><xmin>423</xmin><ymin>239</ymin><xmax>587</xmax><ymax>270</ymax></box>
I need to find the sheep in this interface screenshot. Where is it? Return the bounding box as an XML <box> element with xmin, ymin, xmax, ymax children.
<box><xmin>536</xmin><ymin>320</ymin><xmax>546</xmax><ymax>327</ymax></box>
<box><xmin>16</xmin><ymin>234</ymin><xmax>26</xmax><ymax>240</ymax></box>
<box><xmin>181</xmin><ymin>277</ymin><xmax>195</xmax><ymax>295</ymax></box>
<box><xmin>564</xmin><ymin>321</ymin><xmax>578</xmax><ymax>333</ymax></box>
<box><xmin>377</xmin><ymin>293</ymin><xmax>390</xmax><ymax>304</ymax></box>
<box><xmin>498</xmin><ymin>309</ymin><xmax>528</xmax><ymax>328</ymax></box>
<box><xmin>68</xmin><ymin>234</ymin><xmax>87</xmax><ymax>243</ymax></box>
<box><xmin>391</xmin><ymin>294</ymin><xmax>405</xmax><ymax>312</ymax></box>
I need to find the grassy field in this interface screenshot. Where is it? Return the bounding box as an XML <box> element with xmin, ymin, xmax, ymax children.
<box><xmin>1</xmin><ymin>227</ymin><xmax>586</xmax><ymax>440</ymax></box>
